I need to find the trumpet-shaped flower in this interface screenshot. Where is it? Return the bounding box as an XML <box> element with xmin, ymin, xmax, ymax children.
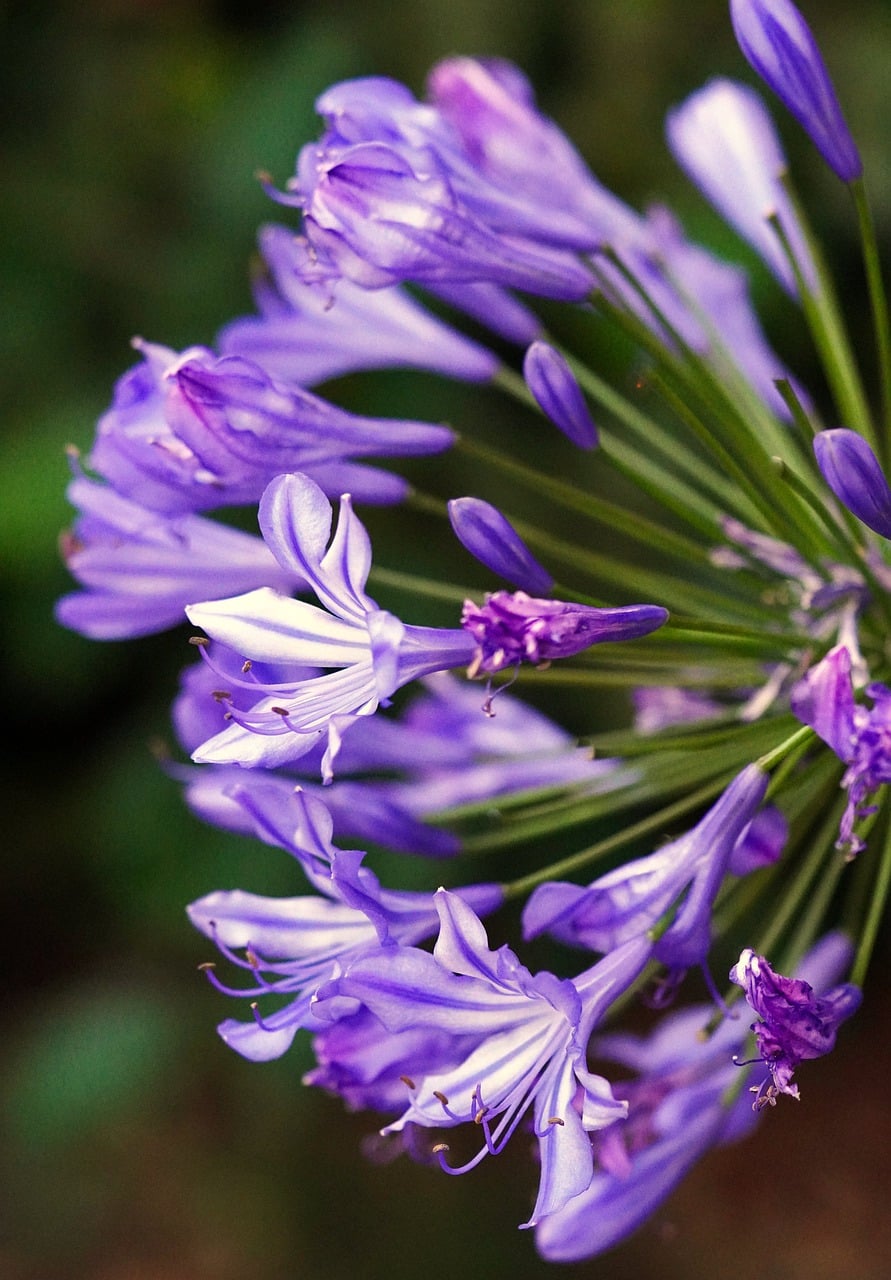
<box><xmin>311</xmin><ymin>890</ymin><xmax>651</xmax><ymax>1225</ymax></box>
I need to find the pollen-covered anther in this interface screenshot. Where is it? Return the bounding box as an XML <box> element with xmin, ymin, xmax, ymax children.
<box><xmin>433</xmin><ymin>1090</ymin><xmax>450</xmax><ymax>1106</ymax></box>
<box><xmin>197</xmin><ymin>962</ymin><xmax>216</xmax><ymax>972</ymax></box>
<box><xmin>431</xmin><ymin>1143</ymin><xmax>450</xmax><ymax>1155</ymax></box>
<box><xmin>211</xmin><ymin>689</ymin><xmax>232</xmax><ymax>703</ymax></box>
<box><xmin>546</xmin><ymin>1116</ymin><xmax>565</xmax><ymax>1127</ymax></box>
<box><xmin>241</xmin><ymin>660</ymin><xmax>253</xmax><ymax>673</ymax></box>
<box><xmin>189</xmin><ymin>635</ymin><xmax>210</xmax><ymax>648</ymax></box>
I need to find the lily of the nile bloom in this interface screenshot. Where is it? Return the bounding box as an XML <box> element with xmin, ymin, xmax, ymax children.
<box><xmin>523</xmin><ymin>765</ymin><xmax>781</xmax><ymax>1001</ymax></box>
<box><xmin>791</xmin><ymin>642</ymin><xmax>891</xmax><ymax>855</ymax></box>
<box><xmin>813</xmin><ymin>428</ymin><xmax>891</xmax><ymax>540</ymax></box>
<box><xmin>666</xmin><ymin>77</ymin><xmax>816</xmax><ymax>293</ymax></box>
<box><xmin>186</xmin><ymin>472</ymin><xmax>668</xmax><ymax>775</ymax></box>
<box><xmin>218</xmin><ymin>223</ymin><xmax>501</xmax><ymax>388</ymax></box>
<box><xmin>185</xmin><ymin>471</ymin><xmax>477</xmax><ymax>777</ymax></box>
<box><xmin>730</xmin><ymin>0</ymin><xmax>862</xmax><ymax>182</ymax></box>
<box><xmin>310</xmin><ymin>889</ymin><xmax>652</xmax><ymax>1226</ymax></box>
<box><xmin>88</xmin><ymin>340</ymin><xmax>454</xmax><ymax>516</ymax></box>
<box><xmin>56</xmin><ymin>472</ymin><xmax>302</xmax><ymax>640</ymax></box>
<box><xmin>729</xmin><ymin>945</ymin><xmax>861</xmax><ymax>1107</ymax></box>
<box><xmin>536</xmin><ymin>931</ymin><xmax>856</xmax><ymax>1261</ymax></box>
<box><xmin>188</xmin><ymin>784</ymin><xmax>503</xmax><ymax>1061</ymax></box>
<box><xmin>277</xmin><ymin>58</ymin><xmax>658</xmax><ymax>302</ymax></box>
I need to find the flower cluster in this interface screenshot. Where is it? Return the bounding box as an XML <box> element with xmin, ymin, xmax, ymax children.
<box><xmin>58</xmin><ymin>0</ymin><xmax>884</xmax><ymax>1263</ymax></box>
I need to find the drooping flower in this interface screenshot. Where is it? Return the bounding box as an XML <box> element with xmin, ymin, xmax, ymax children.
<box><xmin>522</xmin><ymin>765</ymin><xmax>774</xmax><ymax>977</ymax></box>
<box><xmin>188</xmin><ymin>785</ymin><xmax>503</xmax><ymax>1061</ymax></box>
<box><xmin>729</xmin><ymin>945</ymin><xmax>861</xmax><ymax>1105</ymax></box>
<box><xmin>730</xmin><ymin>0</ymin><xmax>862</xmax><ymax>182</ymax></box>
<box><xmin>311</xmin><ymin>889</ymin><xmax>652</xmax><ymax>1226</ymax></box>
<box><xmin>218</xmin><ymin>223</ymin><xmax>501</xmax><ymax>387</ymax></box>
<box><xmin>791</xmin><ymin>642</ymin><xmax>891</xmax><ymax>854</ymax></box>
<box><xmin>536</xmin><ymin>931</ymin><xmax>857</xmax><ymax>1261</ymax></box>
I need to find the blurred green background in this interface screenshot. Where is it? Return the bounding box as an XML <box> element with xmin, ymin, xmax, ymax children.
<box><xmin>3</xmin><ymin>1</ymin><xmax>891</xmax><ymax>1277</ymax></box>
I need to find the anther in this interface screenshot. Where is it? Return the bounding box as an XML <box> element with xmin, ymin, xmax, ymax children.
<box><xmin>399</xmin><ymin>1075</ymin><xmax>416</xmax><ymax>1090</ymax></box>
<box><xmin>197</xmin><ymin>962</ymin><xmax>216</xmax><ymax>972</ymax></box>
<box><xmin>546</xmin><ymin>1116</ymin><xmax>564</xmax><ymax>1127</ymax></box>
<box><xmin>431</xmin><ymin>1143</ymin><xmax>449</xmax><ymax>1155</ymax></box>
<box><xmin>242</xmin><ymin>660</ymin><xmax>253</xmax><ymax>673</ymax></box>
<box><xmin>433</xmin><ymin>1090</ymin><xmax>450</xmax><ymax>1107</ymax></box>
<box><xmin>212</xmin><ymin>690</ymin><xmax>232</xmax><ymax>702</ymax></box>
<box><xmin>189</xmin><ymin>636</ymin><xmax>210</xmax><ymax>648</ymax></box>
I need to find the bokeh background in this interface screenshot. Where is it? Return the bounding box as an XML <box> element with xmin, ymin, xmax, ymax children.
<box><xmin>3</xmin><ymin>1</ymin><xmax>891</xmax><ymax>1277</ymax></box>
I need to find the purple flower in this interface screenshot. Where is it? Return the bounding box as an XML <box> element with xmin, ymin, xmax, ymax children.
<box><xmin>185</xmin><ymin>472</ymin><xmax>475</xmax><ymax>776</ymax></box>
<box><xmin>88</xmin><ymin>341</ymin><xmax>454</xmax><ymax>515</ymax></box>
<box><xmin>729</xmin><ymin>946</ymin><xmax>861</xmax><ymax>1105</ymax></box>
<box><xmin>791</xmin><ymin>643</ymin><xmax>891</xmax><ymax>854</ymax></box>
<box><xmin>522</xmin><ymin>341</ymin><xmax>598</xmax><ymax>449</ymax></box>
<box><xmin>666</xmin><ymin>77</ymin><xmax>816</xmax><ymax>293</ymax></box>
<box><xmin>814</xmin><ymin>428</ymin><xmax>891</xmax><ymax>540</ymax></box>
<box><xmin>188</xmin><ymin>785</ymin><xmax>502</xmax><ymax>1061</ymax></box>
<box><xmin>55</xmin><ymin>473</ymin><xmax>302</xmax><ymax>640</ymax></box>
<box><xmin>522</xmin><ymin>765</ymin><xmax>773</xmax><ymax>979</ymax></box>
<box><xmin>535</xmin><ymin>931</ymin><xmax>856</xmax><ymax>1261</ymax></box>
<box><xmin>447</xmin><ymin>497</ymin><xmax>553</xmax><ymax>594</ymax></box>
<box><xmin>461</xmin><ymin>591</ymin><xmax>668</xmax><ymax>677</ymax></box>
<box><xmin>218</xmin><ymin>223</ymin><xmax>500</xmax><ymax>386</ymax></box>
<box><xmin>730</xmin><ymin>0</ymin><xmax>862</xmax><ymax>182</ymax></box>
<box><xmin>311</xmin><ymin>890</ymin><xmax>651</xmax><ymax>1225</ymax></box>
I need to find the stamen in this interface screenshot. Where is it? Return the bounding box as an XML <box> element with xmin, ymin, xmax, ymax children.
<box><xmin>399</xmin><ymin>1075</ymin><xmax>416</xmax><ymax>1090</ymax></box>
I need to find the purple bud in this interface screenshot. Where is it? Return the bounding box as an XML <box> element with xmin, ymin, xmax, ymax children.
<box><xmin>522</xmin><ymin>341</ymin><xmax>598</xmax><ymax>449</ymax></box>
<box><xmin>447</xmin><ymin>497</ymin><xmax>553</xmax><ymax>594</ymax></box>
<box><xmin>730</xmin><ymin>0</ymin><xmax>862</xmax><ymax>182</ymax></box>
<box><xmin>461</xmin><ymin>591</ymin><xmax>668</xmax><ymax>675</ymax></box>
<box><xmin>814</xmin><ymin>428</ymin><xmax>891</xmax><ymax>538</ymax></box>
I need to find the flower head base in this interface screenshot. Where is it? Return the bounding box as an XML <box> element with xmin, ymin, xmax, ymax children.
<box><xmin>730</xmin><ymin>947</ymin><xmax>861</xmax><ymax>1106</ymax></box>
<box><xmin>461</xmin><ymin>591</ymin><xmax>668</xmax><ymax>678</ymax></box>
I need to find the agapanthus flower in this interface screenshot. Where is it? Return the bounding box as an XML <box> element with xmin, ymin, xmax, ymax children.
<box><xmin>185</xmin><ymin>471</ymin><xmax>476</xmax><ymax>776</ymax></box>
<box><xmin>730</xmin><ymin>0</ymin><xmax>862</xmax><ymax>181</ymax></box>
<box><xmin>447</xmin><ymin>496</ymin><xmax>554</xmax><ymax>594</ymax></box>
<box><xmin>536</xmin><ymin>931</ymin><xmax>856</xmax><ymax>1261</ymax></box>
<box><xmin>791</xmin><ymin>642</ymin><xmax>891</xmax><ymax>854</ymax></box>
<box><xmin>729</xmin><ymin>944</ymin><xmax>861</xmax><ymax>1105</ymax></box>
<box><xmin>311</xmin><ymin>890</ymin><xmax>652</xmax><ymax>1225</ymax></box>
<box><xmin>522</xmin><ymin>765</ymin><xmax>781</xmax><ymax>1000</ymax></box>
<box><xmin>188</xmin><ymin>784</ymin><xmax>503</xmax><ymax>1060</ymax></box>
<box><xmin>88</xmin><ymin>340</ymin><xmax>454</xmax><ymax>514</ymax></box>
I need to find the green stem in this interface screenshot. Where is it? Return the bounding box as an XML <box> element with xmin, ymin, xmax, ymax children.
<box><xmin>851</xmin><ymin>805</ymin><xmax>891</xmax><ymax>986</ymax></box>
<box><xmin>850</xmin><ymin>176</ymin><xmax>891</xmax><ymax>452</ymax></box>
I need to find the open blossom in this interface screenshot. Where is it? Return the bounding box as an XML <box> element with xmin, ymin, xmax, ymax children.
<box><xmin>536</xmin><ymin>932</ymin><xmax>856</xmax><ymax>1261</ymax></box>
<box><xmin>729</xmin><ymin>945</ymin><xmax>861</xmax><ymax>1105</ymax></box>
<box><xmin>311</xmin><ymin>890</ymin><xmax>651</xmax><ymax>1226</ymax></box>
<box><xmin>188</xmin><ymin>785</ymin><xmax>502</xmax><ymax>1061</ymax></box>
<box><xmin>185</xmin><ymin>471</ymin><xmax>475</xmax><ymax>776</ymax></box>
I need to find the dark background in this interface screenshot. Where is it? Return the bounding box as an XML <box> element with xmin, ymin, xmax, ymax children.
<box><xmin>2</xmin><ymin>2</ymin><xmax>890</xmax><ymax>1277</ymax></box>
